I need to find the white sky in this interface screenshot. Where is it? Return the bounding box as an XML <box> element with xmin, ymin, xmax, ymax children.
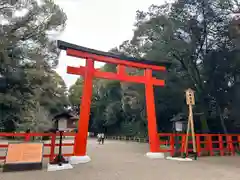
<box><xmin>54</xmin><ymin>0</ymin><xmax>165</xmax><ymax>87</ymax></box>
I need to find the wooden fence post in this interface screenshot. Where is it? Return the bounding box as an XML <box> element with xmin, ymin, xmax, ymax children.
<box><xmin>24</xmin><ymin>132</ymin><xmax>31</xmax><ymax>142</ymax></box>
<box><xmin>170</xmin><ymin>134</ymin><xmax>175</xmax><ymax>156</ymax></box>
<box><xmin>218</xmin><ymin>134</ymin><xmax>224</xmax><ymax>156</ymax></box>
<box><xmin>227</xmin><ymin>135</ymin><xmax>234</xmax><ymax>156</ymax></box>
<box><xmin>208</xmin><ymin>135</ymin><xmax>213</xmax><ymax>156</ymax></box>
<box><xmin>196</xmin><ymin>134</ymin><xmax>201</xmax><ymax>156</ymax></box>
<box><xmin>50</xmin><ymin>133</ymin><xmax>56</xmax><ymax>161</ymax></box>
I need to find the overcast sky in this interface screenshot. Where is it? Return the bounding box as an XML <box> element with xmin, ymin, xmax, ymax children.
<box><xmin>54</xmin><ymin>0</ymin><xmax>165</xmax><ymax>87</ymax></box>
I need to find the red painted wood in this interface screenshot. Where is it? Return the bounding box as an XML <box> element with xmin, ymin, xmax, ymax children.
<box><xmin>64</xmin><ymin>45</ymin><xmax>167</xmax><ymax>157</ymax></box>
<box><xmin>44</xmin><ymin>143</ymin><xmax>74</xmax><ymax>147</ymax></box>
<box><xmin>0</xmin><ymin>144</ymin><xmax>8</xmax><ymax>148</ymax></box>
<box><xmin>181</xmin><ymin>134</ymin><xmax>186</xmax><ymax>154</ymax></box>
<box><xmin>0</xmin><ymin>132</ymin><xmax>75</xmax><ymax>137</ymax></box>
<box><xmin>24</xmin><ymin>133</ymin><xmax>31</xmax><ymax>142</ymax></box>
<box><xmin>117</xmin><ymin>65</ymin><xmax>126</xmax><ymax>75</ymax></box>
<box><xmin>66</xmin><ymin>49</ymin><xmax>166</xmax><ymax>71</ymax></box>
<box><xmin>157</xmin><ymin>133</ymin><xmax>240</xmax><ymax>157</ymax></box>
<box><xmin>0</xmin><ymin>133</ymin><xmax>76</xmax><ymax>161</ymax></box>
<box><xmin>218</xmin><ymin>134</ymin><xmax>224</xmax><ymax>156</ymax></box>
<box><xmin>67</xmin><ymin>66</ymin><xmax>85</xmax><ymax>75</ymax></box>
<box><xmin>50</xmin><ymin>134</ymin><xmax>56</xmax><ymax>161</ymax></box>
<box><xmin>196</xmin><ymin>134</ymin><xmax>201</xmax><ymax>156</ymax></box>
<box><xmin>74</xmin><ymin>59</ymin><xmax>94</xmax><ymax>156</ymax></box>
<box><xmin>144</xmin><ymin>69</ymin><xmax>159</xmax><ymax>153</ymax></box>
<box><xmin>67</xmin><ymin>66</ymin><xmax>165</xmax><ymax>86</ymax></box>
<box><xmin>227</xmin><ymin>135</ymin><xmax>234</xmax><ymax>155</ymax></box>
<box><xmin>0</xmin><ymin>153</ymin><xmax>74</xmax><ymax>160</ymax></box>
<box><xmin>170</xmin><ymin>134</ymin><xmax>175</xmax><ymax>156</ymax></box>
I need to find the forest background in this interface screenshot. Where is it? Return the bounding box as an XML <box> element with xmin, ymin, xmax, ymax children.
<box><xmin>1</xmin><ymin>0</ymin><xmax>240</xmax><ymax>137</ymax></box>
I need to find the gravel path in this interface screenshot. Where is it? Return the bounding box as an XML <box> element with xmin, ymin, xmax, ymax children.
<box><xmin>1</xmin><ymin>139</ymin><xmax>240</xmax><ymax>180</ymax></box>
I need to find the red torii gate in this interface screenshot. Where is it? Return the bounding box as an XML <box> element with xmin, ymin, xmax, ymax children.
<box><xmin>57</xmin><ymin>40</ymin><xmax>170</xmax><ymax>164</ymax></box>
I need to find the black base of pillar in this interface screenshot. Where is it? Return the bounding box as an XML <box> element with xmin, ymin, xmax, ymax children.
<box><xmin>50</xmin><ymin>154</ymin><xmax>68</xmax><ymax>166</ymax></box>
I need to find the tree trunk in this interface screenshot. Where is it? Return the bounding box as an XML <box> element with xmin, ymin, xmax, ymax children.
<box><xmin>216</xmin><ymin>103</ymin><xmax>228</xmax><ymax>134</ymax></box>
<box><xmin>220</xmin><ymin>113</ymin><xmax>228</xmax><ymax>134</ymax></box>
<box><xmin>199</xmin><ymin>102</ymin><xmax>210</xmax><ymax>133</ymax></box>
<box><xmin>199</xmin><ymin>113</ymin><xmax>210</xmax><ymax>133</ymax></box>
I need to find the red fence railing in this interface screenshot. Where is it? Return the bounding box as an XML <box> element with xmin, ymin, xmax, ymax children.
<box><xmin>158</xmin><ymin>133</ymin><xmax>240</xmax><ymax>157</ymax></box>
<box><xmin>0</xmin><ymin>132</ymin><xmax>76</xmax><ymax>162</ymax></box>
<box><xmin>1</xmin><ymin>132</ymin><xmax>239</xmax><ymax>161</ymax></box>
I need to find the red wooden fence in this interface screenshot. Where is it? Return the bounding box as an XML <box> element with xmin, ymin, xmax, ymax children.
<box><xmin>1</xmin><ymin>132</ymin><xmax>239</xmax><ymax>161</ymax></box>
<box><xmin>0</xmin><ymin>132</ymin><xmax>76</xmax><ymax>162</ymax></box>
<box><xmin>158</xmin><ymin>133</ymin><xmax>240</xmax><ymax>157</ymax></box>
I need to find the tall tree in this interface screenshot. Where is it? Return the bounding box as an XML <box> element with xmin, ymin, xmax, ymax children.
<box><xmin>69</xmin><ymin>0</ymin><xmax>240</xmax><ymax>135</ymax></box>
<box><xmin>122</xmin><ymin>0</ymin><xmax>240</xmax><ymax>133</ymax></box>
<box><xmin>0</xmin><ymin>0</ymin><xmax>68</xmax><ymax>132</ymax></box>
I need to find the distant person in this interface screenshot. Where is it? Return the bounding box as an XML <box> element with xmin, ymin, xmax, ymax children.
<box><xmin>97</xmin><ymin>133</ymin><xmax>101</xmax><ymax>144</ymax></box>
<box><xmin>100</xmin><ymin>133</ymin><xmax>105</xmax><ymax>145</ymax></box>
<box><xmin>97</xmin><ymin>133</ymin><xmax>105</xmax><ymax>144</ymax></box>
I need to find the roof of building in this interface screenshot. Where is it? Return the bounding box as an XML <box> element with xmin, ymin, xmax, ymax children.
<box><xmin>170</xmin><ymin>112</ymin><xmax>204</xmax><ymax>122</ymax></box>
<box><xmin>53</xmin><ymin>111</ymin><xmax>79</xmax><ymax>121</ymax></box>
<box><xmin>170</xmin><ymin>113</ymin><xmax>187</xmax><ymax>122</ymax></box>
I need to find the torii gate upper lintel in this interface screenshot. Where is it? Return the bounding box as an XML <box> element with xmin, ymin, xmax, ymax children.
<box><xmin>57</xmin><ymin>40</ymin><xmax>171</xmax><ymax>163</ymax></box>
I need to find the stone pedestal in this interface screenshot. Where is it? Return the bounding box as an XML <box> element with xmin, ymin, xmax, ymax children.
<box><xmin>68</xmin><ymin>155</ymin><xmax>91</xmax><ymax>165</ymax></box>
<box><xmin>145</xmin><ymin>152</ymin><xmax>165</xmax><ymax>159</ymax></box>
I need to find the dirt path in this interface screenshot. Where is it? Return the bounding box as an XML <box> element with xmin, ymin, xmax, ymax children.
<box><xmin>1</xmin><ymin>139</ymin><xmax>240</xmax><ymax>180</ymax></box>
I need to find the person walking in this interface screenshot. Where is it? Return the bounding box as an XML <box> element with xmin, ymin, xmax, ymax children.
<box><xmin>97</xmin><ymin>133</ymin><xmax>101</xmax><ymax>144</ymax></box>
<box><xmin>100</xmin><ymin>133</ymin><xmax>105</xmax><ymax>145</ymax></box>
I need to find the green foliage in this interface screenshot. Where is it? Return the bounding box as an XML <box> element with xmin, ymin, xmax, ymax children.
<box><xmin>16</xmin><ymin>103</ymin><xmax>53</xmax><ymax>132</ymax></box>
<box><xmin>0</xmin><ymin>0</ymin><xmax>68</xmax><ymax>132</ymax></box>
<box><xmin>68</xmin><ymin>78</ymin><xmax>84</xmax><ymax>113</ymax></box>
<box><xmin>69</xmin><ymin>0</ymin><xmax>240</xmax><ymax>135</ymax></box>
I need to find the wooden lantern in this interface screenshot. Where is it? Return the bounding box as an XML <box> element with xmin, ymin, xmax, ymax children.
<box><xmin>57</xmin><ymin>118</ymin><xmax>68</xmax><ymax>131</ymax></box>
<box><xmin>185</xmin><ymin>88</ymin><xmax>195</xmax><ymax>105</ymax></box>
